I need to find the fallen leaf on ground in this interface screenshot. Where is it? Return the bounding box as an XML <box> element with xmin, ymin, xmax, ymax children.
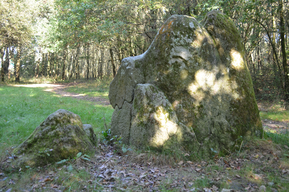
<box><xmin>195</xmin><ymin>168</ymin><xmax>201</xmax><ymax>172</ymax></box>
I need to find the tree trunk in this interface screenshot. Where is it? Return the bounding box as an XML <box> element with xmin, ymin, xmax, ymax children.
<box><xmin>110</xmin><ymin>48</ymin><xmax>116</xmax><ymax>77</ymax></box>
<box><xmin>41</xmin><ymin>53</ymin><xmax>46</xmax><ymax>76</ymax></box>
<box><xmin>15</xmin><ymin>45</ymin><xmax>21</xmax><ymax>82</ymax></box>
<box><xmin>86</xmin><ymin>43</ymin><xmax>90</xmax><ymax>79</ymax></box>
<box><xmin>69</xmin><ymin>53</ymin><xmax>74</xmax><ymax>80</ymax></box>
<box><xmin>4</xmin><ymin>47</ymin><xmax>9</xmax><ymax>74</ymax></box>
<box><xmin>47</xmin><ymin>53</ymin><xmax>51</xmax><ymax>77</ymax></box>
<box><xmin>117</xmin><ymin>36</ymin><xmax>123</xmax><ymax>65</ymax></box>
<box><xmin>76</xmin><ymin>45</ymin><xmax>80</xmax><ymax>79</ymax></box>
<box><xmin>7</xmin><ymin>47</ymin><xmax>14</xmax><ymax>79</ymax></box>
<box><xmin>92</xmin><ymin>44</ymin><xmax>96</xmax><ymax>79</ymax></box>
<box><xmin>279</xmin><ymin>0</ymin><xmax>289</xmax><ymax>107</ymax></box>
<box><xmin>1</xmin><ymin>62</ymin><xmax>4</xmax><ymax>82</ymax></box>
<box><xmin>271</xmin><ymin>14</ymin><xmax>281</xmax><ymax>89</ymax></box>
<box><xmin>55</xmin><ymin>54</ymin><xmax>59</xmax><ymax>79</ymax></box>
<box><xmin>106</xmin><ymin>50</ymin><xmax>110</xmax><ymax>77</ymax></box>
<box><xmin>50</xmin><ymin>53</ymin><xmax>54</xmax><ymax>77</ymax></box>
<box><xmin>35</xmin><ymin>58</ymin><xmax>40</xmax><ymax>78</ymax></box>
<box><xmin>257</xmin><ymin>46</ymin><xmax>262</xmax><ymax>72</ymax></box>
<box><xmin>14</xmin><ymin>48</ymin><xmax>17</xmax><ymax>77</ymax></box>
<box><xmin>1</xmin><ymin>48</ymin><xmax>4</xmax><ymax>81</ymax></box>
<box><xmin>117</xmin><ymin>48</ymin><xmax>122</xmax><ymax>66</ymax></box>
<box><xmin>95</xmin><ymin>49</ymin><xmax>99</xmax><ymax>78</ymax></box>
<box><xmin>62</xmin><ymin>47</ymin><xmax>67</xmax><ymax>80</ymax></box>
<box><xmin>98</xmin><ymin>49</ymin><xmax>103</xmax><ymax>79</ymax></box>
<box><xmin>91</xmin><ymin>48</ymin><xmax>95</xmax><ymax>79</ymax></box>
<box><xmin>254</xmin><ymin>19</ymin><xmax>283</xmax><ymax>87</ymax></box>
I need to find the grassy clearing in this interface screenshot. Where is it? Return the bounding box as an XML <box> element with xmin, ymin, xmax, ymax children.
<box><xmin>259</xmin><ymin>101</ymin><xmax>289</xmax><ymax>121</ymax></box>
<box><xmin>0</xmin><ymin>79</ymin><xmax>114</xmax><ymax>191</ymax></box>
<box><xmin>0</xmin><ymin>84</ymin><xmax>114</xmax><ymax>162</ymax></box>
<box><xmin>260</xmin><ymin>110</ymin><xmax>289</xmax><ymax>122</ymax></box>
<box><xmin>258</xmin><ymin>102</ymin><xmax>289</xmax><ymax>148</ymax></box>
<box><xmin>64</xmin><ymin>78</ymin><xmax>111</xmax><ymax>99</ymax></box>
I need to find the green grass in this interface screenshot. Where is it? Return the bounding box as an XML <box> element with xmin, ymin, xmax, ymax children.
<box><xmin>0</xmin><ymin>85</ymin><xmax>114</xmax><ymax>161</ymax></box>
<box><xmin>258</xmin><ymin>103</ymin><xmax>289</xmax><ymax>147</ymax></box>
<box><xmin>64</xmin><ymin>79</ymin><xmax>111</xmax><ymax>99</ymax></box>
<box><xmin>260</xmin><ymin>110</ymin><xmax>289</xmax><ymax>122</ymax></box>
<box><xmin>264</xmin><ymin>131</ymin><xmax>289</xmax><ymax>147</ymax></box>
<box><xmin>194</xmin><ymin>177</ymin><xmax>210</xmax><ymax>188</ymax></box>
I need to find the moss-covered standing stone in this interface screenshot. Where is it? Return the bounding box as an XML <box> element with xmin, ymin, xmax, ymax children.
<box><xmin>12</xmin><ymin>109</ymin><xmax>95</xmax><ymax>167</ymax></box>
<box><xmin>109</xmin><ymin>11</ymin><xmax>263</xmax><ymax>158</ymax></box>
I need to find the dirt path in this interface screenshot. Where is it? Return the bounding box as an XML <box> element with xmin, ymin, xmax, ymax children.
<box><xmin>258</xmin><ymin>102</ymin><xmax>289</xmax><ymax>134</ymax></box>
<box><xmin>14</xmin><ymin>83</ymin><xmax>110</xmax><ymax>106</ymax></box>
<box><xmin>47</xmin><ymin>83</ymin><xmax>110</xmax><ymax>106</ymax></box>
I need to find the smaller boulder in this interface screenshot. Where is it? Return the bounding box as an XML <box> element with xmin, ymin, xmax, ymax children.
<box><xmin>12</xmin><ymin>109</ymin><xmax>95</xmax><ymax>168</ymax></box>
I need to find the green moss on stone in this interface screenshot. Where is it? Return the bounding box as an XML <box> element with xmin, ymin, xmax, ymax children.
<box><xmin>11</xmin><ymin>110</ymin><xmax>94</xmax><ymax>168</ymax></box>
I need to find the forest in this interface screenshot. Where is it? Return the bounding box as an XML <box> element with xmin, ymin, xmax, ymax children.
<box><xmin>1</xmin><ymin>0</ymin><xmax>289</xmax><ymax>191</ymax></box>
<box><xmin>1</xmin><ymin>0</ymin><xmax>288</xmax><ymax>101</ymax></box>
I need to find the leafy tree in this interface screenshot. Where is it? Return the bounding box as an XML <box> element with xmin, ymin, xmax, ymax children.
<box><xmin>0</xmin><ymin>0</ymin><xmax>45</xmax><ymax>82</ymax></box>
<box><xmin>1</xmin><ymin>0</ymin><xmax>287</xmax><ymax>106</ymax></box>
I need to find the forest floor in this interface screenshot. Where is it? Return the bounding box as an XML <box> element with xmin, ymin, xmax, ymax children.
<box><xmin>2</xmin><ymin>140</ymin><xmax>289</xmax><ymax>192</ymax></box>
<box><xmin>1</xmin><ymin>82</ymin><xmax>289</xmax><ymax>192</ymax></box>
